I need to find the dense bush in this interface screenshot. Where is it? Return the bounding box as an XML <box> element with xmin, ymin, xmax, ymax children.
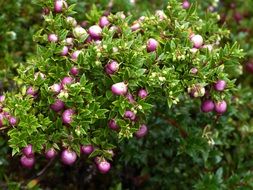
<box><xmin>2</xmin><ymin>0</ymin><xmax>253</xmax><ymax>189</ymax></box>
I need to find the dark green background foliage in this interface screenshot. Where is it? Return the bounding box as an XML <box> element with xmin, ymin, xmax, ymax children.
<box><xmin>1</xmin><ymin>0</ymin><xmax>253</xmax><ymax>190</ymax></box>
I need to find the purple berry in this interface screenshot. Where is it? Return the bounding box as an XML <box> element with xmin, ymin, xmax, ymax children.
<box><xmin>45</xmin><ymin>148</ymin><xmax>57</xmax><ymax>159</ymax></box>
<box><xmin>111</xmin><ymin>82</ymin><xmax>128</xmax><ymax>95</ymax></box>
<box><xmin>70</xmin><ymin>67</ymin><xmax>79</xmax><ymax>76</ymax></box>
<box><xmin>88</xmin><ymin>25</ymin><xmax>102</xmax><ymax>40</ymax></box>
<box><xmin>135</xmin><ymin>124</ymin><xmax>148</xmax><ymax>138</ymax></box>
<box><xmin>105</xmin><ymin>60</ymin><xmax>119</xmax><ymax>75</ymax></box>
<box><xmin>81</xmin><ymin>145</ymin><xmax>94</xmax><ymax>155</ymax></box>
<box><xmin>246</xmin><ymin>62</ymin><xmax>253</xmax><ymax>73</ymax></box>
<box><xmin>201</xmin><ymin>100</ymin><xmax>215</xmax><ymax>113</ymax></box>
<box><xmin>108</xmin><ymin>119</ymin><xmax>119</xmax><ymax>131</ymax></box>
<box><xmin>20</xmin><ymin>155</ymin><xmax>35</xmax><ymax>169</ymax></box>
<box><xmin>147</xmin><ymin>38</ymin><xmax>158</xmax><ymax>52</ymax></box>
<box><xmin>214</xmin><ymin>80</ymin><xmax>226</xmax><ymax>92</ymax></box>
<box><xmin>125</xmin><ymin>93</ymin><xmax>135</xmax><ymax>103</ymax></box>
<box><xmin>124</xmin><ymin>110</ymin><xmax>136</xmax><ymax>121</ymax></box>
<box><xmin>48</xmin><ymin>34</ymin><xmax>58</xmax><ymax>43</ymax></box>
<box><xmin>233</xmin><ymin>12</ymin><xmax>243</xmax><ymax>23</ymax></box>
<box><xmin>138</xmin><ymin>89</ymin><xmax>148</xmax><ymax>99</ymax></box>
<box><xmin>214</xmin><ymin>100</ymin><xmax>227</xmax><ymax>114</ymax></box>
<box><xmin>22</xmin><ymin>144</ymin><xmax>34</xmax><ymax>158</ymax></box>
<box><xmin>50</xmin><ymin>99</ymin><xmax>65</xmax><ymax>112</ymax></box>
<box><xmin>54</xmin><ymin>0</ymin><xmax>68</xmax><ymax>13</ymax></box>
<box><xmin>99</xmin><ymin>16</ymin><xmax>110</xmax><ymax>28</ymax></box>
<box><xmin>97</xmin><ymin>160</ymin><xmax>111</xmax><ymax>174</ymax></box>
<box><xmin>62</xmin><ymin>109</ymin><xmax>75</xmax><ymax>124</ymax></box>
<box><xmin>61</xmin><ymin>149</ymin><xmax>77</xmax><ymax>165</ymax></box>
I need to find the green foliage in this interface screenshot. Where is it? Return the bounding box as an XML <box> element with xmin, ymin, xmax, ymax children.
<box><xmin>2</xmin><ymin>0</ymin><xmax>253</xmax><ymax>189</ymax></box>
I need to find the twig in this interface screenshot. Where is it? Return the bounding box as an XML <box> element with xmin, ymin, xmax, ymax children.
<box><xmin>0</xmin><ymin>126</ymin><xmax>8</xmax><ymax>131</ymax></box>
<box><xmin>36</xmin><ymin>158</ymin><xmax>54</xmax><ymax>177</ymax></box>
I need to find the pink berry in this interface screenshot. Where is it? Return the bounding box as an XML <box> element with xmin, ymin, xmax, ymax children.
<box><xmin>147</xmin><ymin>38</ymin><xmax>158</xmax><ymax>52</ymax></box>
<box><xmin>214</xmin><ymin>80</ymin><xmax>226</xmax><ymax>92</ymax></box>
<box><xmin>64</xmin><ymin>37</ymin><xmax>74</xmax><ymax>47</ymax></box>
<box><xmin>135</xmin><ymin>124</ymin><xmax>148</xmax><ymax>138</ymax></box>
<box><xmin>108</xmin><ymin>119</ymin><xmax>119</xmax><ymax>131</ymax></box>
<box><xmin>22</xmin><ymin>144</ymin><xmax>34</xmax><ymax>158</ymax></box>
<box><xmin>155</xmin><ymin>10</ymin><xmax>167</xmax><ymax>20</ymax></box>
<box><xmin>111</xmin><ymin>82</ymin><xmax>128</xmax><ymax>95</ymax></box>
<box><xmin>105</xmin><ymin>60</ymin><xmax>119</xmax><ymax>75</ymax></box>
<box><xmin>131</xmin><ymin>22</ymin><xmax>140</xmax><ymax>31</ymax></box>
<box><xmin>54</xmin><ymin>0</ymin><xmax>68</xmax><ymax>13</ymax></box>
<box><xmin>88</xmin><ymin>25</ymin><xmax>102</xmax><ymax>40</ymax></box>
<box><xmin>62</xmin><ymin>109</ymin><xmax>75</xmax><ymax>124</ymax></box>
<box><xmin>20</xmin><ymin>155</ymin><xmax>35</xmax><ymax>169</ymax></box>
<box><xmin>214</xmin><ymin>100</ymin><xmax>227</xmax><ymax>114</ymax></box>
<box><xmin>182</xmin><ymin>1</ymin><xmax>190</xmax><ymax>9</ymax></box>
<box><xmin>80</xmin><ymin>21</ymin><xmax>88</xmax><ymax>27</ymax></box>
<box><xmin>26</xmin><ymin>86</ymin><xmax>37</xmax><ymax>96</ymax></box>
<box><xmin>190</xmin><ymin>34</ymin><xmax>203</xmax><ymax>49</ymax></box>
<box><xmin>61</xmin><ymin>76</ymin><xmax>74</xmax><ymax>86</ymax></box>
<box><xmin>190</xmin><ymin>67</ymin><xmax>198</xmax><ymax>74</ymax></box>
<box><xmin>0</xmin><ymin>95</ymin><xmax>5</xmax><ymax>103</ymax></box>
<box><xmin>61</xmin><ymin>149</ymin><xmax>77</xmax><ymax>165</ymax></box>
<box><xmin>50</xmin><ymin>83</ymin><xmax>62</xmax><ymax>94</ymax></box>
<box><xmin>9</xmin><ymin>116</ymin><xmax>17</xmax><ymax>126</ymax></box>
<box><xmin>109</xmin><ymin>25</ymin><xmax>120</xmax><ymax>33</ymax></box>
<box><xmin>60</xmin><ymin>46</ymin><xmax>68</xmax><ymax>56</ymax></box>
<box><xmin>45</xmin><ymin>148</ymin><xmax>57</xmax><ymax>159</ymax></box>
<box><xmin>138</xmin><ymin>89</ymin><xmax>148</xmax><ymax>99</ymax></box>
<box><xmin>97</xmin><ymin>160</ymin><xmax>111</xmax><ymax>174</ymax></box>
<box><xmin>201</xmin><ymin>100</ymin><xmax>215</xmax><ymax>113</ymax></box>
<box><xmin>0</xmin><ymin>95</ymin><xmax>5</xmax><ymax>102</ymax></box>
<box><xmin>99</xmin><ymin>16</ymin><xmax>110</xmax><ymax>28</ymax></box>
<box><xmin>71</xmin><ymin>50</ymin><xmax>81</xmax><ymax>61</ymax></box>
<box><xmin>50</xmin><ymin>99</ymin><xmax>65</xmax><ymax>112</ymax></box>
<box><xmin>81</xmin><ymin>145</ymin><xmax>94</xmax><ymax>155</ymax></box>
<box><xmin>48</xmin><ymin>34</ymin><xmax>58</xmax><ymax>43</ymax></box>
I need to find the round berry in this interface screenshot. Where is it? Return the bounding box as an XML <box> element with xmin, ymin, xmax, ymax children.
<box><xmin>111</xmin><ymin>82</ymin><xmax>128</xmax><ymax>95</ymax></box>
<box><xmin>201</xmin><ymin>100</ymin><xmax>215</xmax><ymax>113</ymax></box>
<box><xmin>146</xmin><ymin>38</ymin><xmax>158</xmax><ymax>52</ymax></box>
